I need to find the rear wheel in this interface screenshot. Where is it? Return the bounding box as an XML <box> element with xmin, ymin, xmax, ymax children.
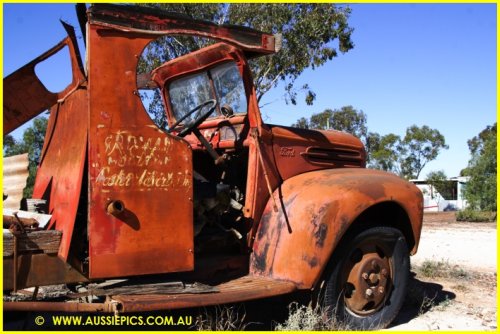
<box><xmin>323</xmin><ymin>226</ymin><xmax>409</xmax><ymax>329</ymax></box>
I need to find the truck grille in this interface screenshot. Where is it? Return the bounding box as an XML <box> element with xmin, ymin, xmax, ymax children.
<box><xmin>300</xmin><ymin>146</ymin><xmax>364</xmax><ymax>167</ymax></box>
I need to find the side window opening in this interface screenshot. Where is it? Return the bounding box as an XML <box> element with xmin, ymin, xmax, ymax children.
<box><xmin>212</xmin><ymin>62</ymin><xmax>247</xmax><ymax>115</ymax></box>
<box><xmin>138</xmin><ymin>88</ymin><xmax>166</xmax><ymax>129</ymax></box>
<box><xmin>34</xmin><ymin>45</ymin><xmax>72</xmax><ymax>93</ymax></box>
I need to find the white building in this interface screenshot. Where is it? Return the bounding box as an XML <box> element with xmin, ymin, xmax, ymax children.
<box><xmin>410</xmin><ymin>176</ymin><xmax>469</xmax><ymax>212</ymax></box>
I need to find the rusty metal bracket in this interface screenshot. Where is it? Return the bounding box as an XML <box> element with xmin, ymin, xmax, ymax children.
<box><xmin>12</xmin><ymin>233</ymin><xmax>19</xmax><ymax>292</ymax></box>
<box><xmin>9</xmin><ymin>212</ymin><xmax>27</xmax><ymax>293</ymax></box>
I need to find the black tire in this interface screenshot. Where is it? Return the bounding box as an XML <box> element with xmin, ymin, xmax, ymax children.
<box><xmin>323</xmin><ymin>226</ymin><xmax>409</xmax><ymax>330</ymax></box>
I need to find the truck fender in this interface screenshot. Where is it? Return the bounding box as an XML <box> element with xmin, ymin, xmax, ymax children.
<box><xmin>249</xmin><ymin>168</ymin><xmax>423</xmax><ymax>289</ymax></box>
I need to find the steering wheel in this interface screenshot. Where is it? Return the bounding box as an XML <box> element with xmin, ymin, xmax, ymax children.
<box><xmin>168</xmin><ymin>99</ymin><xmax>217</xmax><ymax>137</ymax></box>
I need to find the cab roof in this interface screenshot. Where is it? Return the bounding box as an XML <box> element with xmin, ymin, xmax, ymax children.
<box><xmin>88</xmin><ymin>4</ymin><xmax>281</xmax><ymax>58</ymax></box>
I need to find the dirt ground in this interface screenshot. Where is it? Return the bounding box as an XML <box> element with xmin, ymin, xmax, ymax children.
<box><xmin>390</xmin><ymin>212</ymin><xmax>497</xmax><ymax>330</ymax></box>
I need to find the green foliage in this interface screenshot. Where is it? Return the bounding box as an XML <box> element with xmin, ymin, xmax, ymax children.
<box><xmin>399</xmin><ymin>125</ymin><xmax>449</xmax><ymax>179</ymax></box>
<box><xmin>3</xmin><ymin>117</ymin><xmax>48</xmax><ymax>198</ymax></box>
<box><xmin>225</xmin><ymin>4</ymin><xmax>354</xmax><ymax>105</ymax></box>
<box><xmin>425</xmin><ymin>170</ymin><xmax>455</xmax><ymax>200</ymax></box>
<box><xmin>461</xmin><ymin>123</ymin><xmax>496</xmax><ymax>211</ymax></box>
<box><xmin>292</xmin><ymin>105</ymin><xmax>368</xmax><ymax>140</ymax></box>
<box><xmin>311</xmin><ymin>106</ymin><xmax>367</xmax><ymax>139</ymax></box>
<box><xmin>292</xmin><ymin>109</ymin><xmax>448</xmax><ymax>179</ymax></box>
<box><xmin>456</xmin><ymin>209</ymin><xmax>496</xmax><ymax>222</ymax></box>
<box><xmin>466</xmin><ymin>123</ymin><xmax>497</xmax><ymax>157</ymax></box>
<box><xmin>368</xmin><ymin>133</ymin><xmax>401</xmax><ymax>173</ymax></box>
<box><xmin>291</xmin><ymin>117</ymin><xmax>310</xmax><ymax>129</ymax></box>
<box><xmin>369</xmin><ymin>125</ymin><xmax>448</xmax><ymax>179</ymax></box>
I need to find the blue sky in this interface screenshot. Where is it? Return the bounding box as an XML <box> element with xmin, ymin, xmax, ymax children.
<box><xmin>3</xmin><ymin>4</ymin><xmax>497</xmax><ymax>178</ymax></box>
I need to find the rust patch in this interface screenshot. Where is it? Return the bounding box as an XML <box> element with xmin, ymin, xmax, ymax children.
<box><xmin>257</xmin><ymin>210</ymin><xmax>272</xmax><ymax>239</ymax></box>
<box><xmin>314</xmin><ymin>223</ymin><xmax>328</xmax><ymax>248</ymax></box>
<box><xmin>251</xmin><ymin>242</ymin><xmax>270</xmax><ymax>273</ymax></box>
<box><xmin>302</xmin><ymin>254</ymin><xmax>319</xmax><ymax>268</ymax></box>
<box><xmin>308</xmin><ymin>204</ymin><xmax>328</xmax><ymax>248</ymax></box>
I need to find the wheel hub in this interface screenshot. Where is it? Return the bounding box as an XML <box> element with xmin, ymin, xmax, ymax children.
<box><xmin>344</xmin><ymin>246</ymin><xmax>392</xmax><ymax>315</ymax></box>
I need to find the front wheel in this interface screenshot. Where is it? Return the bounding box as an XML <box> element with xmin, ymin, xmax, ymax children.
<box><xmin>323</xmin><ymin>226</ymin><xmax>409</xmax><ymax>330</ymax></box>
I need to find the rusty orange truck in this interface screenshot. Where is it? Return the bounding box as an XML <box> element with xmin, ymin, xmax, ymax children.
<box><xmin>3</xmin><ymin>4</ymin><xmax>423</xmax><ymax>329</ymax></box>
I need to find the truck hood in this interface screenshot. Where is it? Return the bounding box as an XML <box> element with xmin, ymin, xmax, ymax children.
<box><xmin>270</xmin><ymin>124</ymin><xmax>366</xmax><ymax>155</ymax></box>
<box><xmin>269</xmin><ymin>125</ymin><xmax>367</xmax><ymax>181</ymax></box>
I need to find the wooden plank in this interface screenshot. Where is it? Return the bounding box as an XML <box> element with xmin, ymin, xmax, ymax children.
<box><xmin>3</xmin><ymin>230</ymin><xmax>62</xmax><ymax>257</ymax></box>
<box><xmin>3</xmin><ymin>215</ymin><xmax>39</xmax><ymax>229</ymax></box>
<box><xmin>68</xmin><ymin>282</ymin><xmax>218</xmax><ymax>298</ymax></box>
<box><xmin>3</xmin><ymin>209</ymin><xmax>52</xmax><ymax>229</ymax></box>
<box><xmin>3</xmin><ymin>253</ymin><xmax>89</xmax><ymax>291</ymax></box>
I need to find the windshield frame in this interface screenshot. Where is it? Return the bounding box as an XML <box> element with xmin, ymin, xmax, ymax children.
<box><xmin>166</xmin><ymin>60</ymin><xmax>248</xmax><ymax>127</ymax></box>
<box><xmin>151</xmin><ymin>42</ymin><xmax>259</xmax><ymax>131</ymax></box>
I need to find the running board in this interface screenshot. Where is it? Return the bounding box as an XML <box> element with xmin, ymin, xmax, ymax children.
<box><xmin>112</xmin><ymin>275</ymin><xmax>297</xmax><ymax>313</ymax></box>
<box><xmin>4</xmin><ymin>276</ymin><xmax>297</xmax><ymax>313</ymax></box>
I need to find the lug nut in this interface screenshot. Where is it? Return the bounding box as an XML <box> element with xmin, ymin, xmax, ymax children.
<box><xmin>379</xmin><ymin>286</ymin><xmax>385</xmax><ymax>294</ymax></box>
<box><xmin>365</xmin><ymin>289</ymin><xmax>373</xmax><ymax>298</ymax></box>
<box><xmin>381</xmin><ymin>268</ymin><xmax>388</xmax><ymax>277</ymax></box>
<box><xmin>362</xmin><ymin>272</ymin><xmax>369</xmax><ymax>280</ymax></box>
<box><xmin>369</xmin><ymin>273</ymin><xmax>379</xmax><ymax>285</ymax></box>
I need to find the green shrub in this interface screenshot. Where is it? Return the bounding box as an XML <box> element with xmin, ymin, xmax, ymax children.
<box><xmin>456</xmin><ymin>210</ymin><xmax>496</xmax><ymax>222</ymax></box>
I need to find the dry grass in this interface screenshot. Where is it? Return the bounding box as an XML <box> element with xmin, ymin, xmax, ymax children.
<box><xmin>415</xmin><ymin>259</ymin><xmax>471</xmax><ymax>280</ymax></box>
<box><xmin>193</xmin><ymin>305</ymin><xmax>251</xmax><ymax>331</ymax></box>
<box><xmin>451</xmin><ymin>284</ymin><xmax>470</xmax><ymax>293</ymax></box>
<box><xmin>273</xmin><ymin>301</ymin><xmax>350</xmax><ymax>331</ymax></box>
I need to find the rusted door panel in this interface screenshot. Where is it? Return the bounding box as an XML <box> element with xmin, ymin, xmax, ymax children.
<box><xmin>3</xmin><ymin>66</ymin><xmax>57</xmax><ymax>135</ymax></box>
<box><xmin>3</xmin><ymin>22</ymin><xmax>84</xmax><ymax>135</ymax></box>
<box><xmin>32</xmin><ymin>88</ymin><xmax>89</xmax><ymax>260</ymax></box>
<box><xmin>250</xmin><ymin>168</ymin><xmax>423</xmax><ymax>289</ymax></box>
<box><xmin>88</xmin><ymin>127</ymin><xmax>194</xmax><ymax>278</ymax></box>
<box><xmin>87</xmin><ymin>26</ymin><xmax>193</xmax><ymax>278</ymax></box>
